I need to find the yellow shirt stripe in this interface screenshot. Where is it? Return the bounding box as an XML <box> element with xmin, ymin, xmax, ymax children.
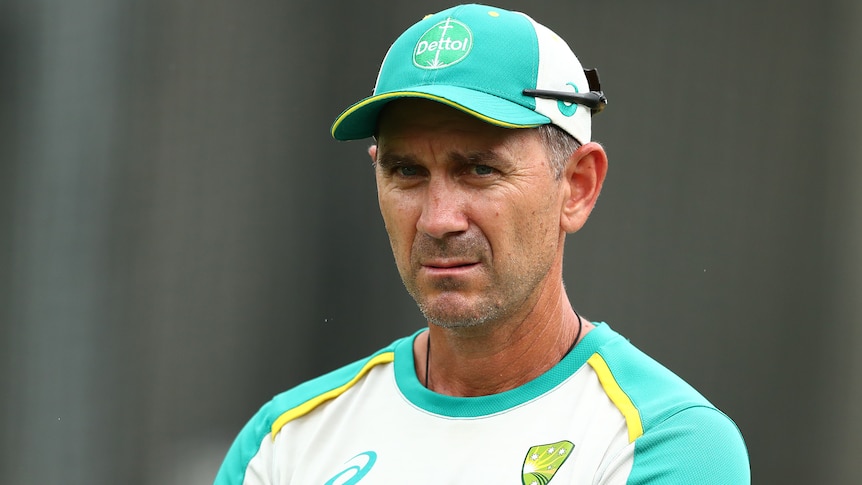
<box><xmin>270</xmin><ymin>352</ymin><xmax>396</xmax><ymax>438</ymax></box>
<box><xmin>587</xmin><ymin>353</ymin><xmax>644</xmax><ymax>443</ymax></box>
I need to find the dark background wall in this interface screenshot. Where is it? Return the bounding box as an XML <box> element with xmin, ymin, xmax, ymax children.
<box><xmin>1</xmin><ymin>1</ymin><xmax>859</xmax><ymax>483</ymax></box>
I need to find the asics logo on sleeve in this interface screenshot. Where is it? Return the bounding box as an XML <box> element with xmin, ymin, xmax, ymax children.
<box><xmin>324</xmin><ymin>451</ymin><xmax>377</xmax><ymax>485</ymax></box>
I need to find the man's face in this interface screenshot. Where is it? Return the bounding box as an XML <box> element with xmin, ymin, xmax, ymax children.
<box><xmin>372</xmin><ymin>99</ymin><xmax>568</xmax><ymax>329</ymax></box>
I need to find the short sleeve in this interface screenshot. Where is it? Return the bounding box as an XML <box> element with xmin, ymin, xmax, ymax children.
<box><xmin>626</xmin><ymin>405</ymin><xmax>750</xmax><ymax>484</ymax></box>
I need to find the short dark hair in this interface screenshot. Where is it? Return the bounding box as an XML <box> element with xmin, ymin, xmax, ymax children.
<box><xmin>536</xmin><ymin>124</ymin><xmax>581</xmax><ymax>179</ymax></box>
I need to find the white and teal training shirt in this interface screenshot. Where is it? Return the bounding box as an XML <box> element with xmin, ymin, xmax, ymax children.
<box><xmin>214</xmin><ymin>322</ymin><xmax>750</xmax><ymax>484</ymax></box>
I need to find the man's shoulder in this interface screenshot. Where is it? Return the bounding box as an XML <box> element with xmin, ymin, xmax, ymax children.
<box><xmin>213</xmin><ymin>333</ymin><xmax>417</xmax><ymax>485</ymax></box>
<box><xmin>258</xmin><ymin>333</ymin><xmax>413</xmax><ymax>433</ymax></box>
<box><xmin>586</xmin><ymin>324</ymin><xmax>749</xmax><ymax>482</ymax></box>
<box><xmin>589</xmin><ymin>323</ymin><xmax>716</xmax><ymax>424</ymax></box>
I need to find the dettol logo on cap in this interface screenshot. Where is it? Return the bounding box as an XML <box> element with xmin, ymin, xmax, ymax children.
<box><xmin>413</xmin><ymin>18</ymin><xmax>472</xmax><ymax>70</ymax></box>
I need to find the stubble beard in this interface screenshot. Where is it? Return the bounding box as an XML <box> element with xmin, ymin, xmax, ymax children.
<box><xmin>399</xmin><ymin>231</ymin><xmax>551</xmax><ymax>330</ymax></box>
<box><xmin>411</xmin><ymin>274</ymin><xmax>534</xmax><ymax>330</ymax></box>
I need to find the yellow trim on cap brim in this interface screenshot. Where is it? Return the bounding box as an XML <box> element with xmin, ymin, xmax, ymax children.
<box><xmin>588</xmin><ymin>353</ymin><xmax>644</xmax><ymax>443</ymax></box>
<box><xmin>331</xmin><ymin>91</ymin><xmax>543</xmax><ymax>138</ymax></box>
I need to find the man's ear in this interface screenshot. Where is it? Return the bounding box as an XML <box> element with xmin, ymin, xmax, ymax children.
<box><xmin>560</xmin><ymin>142</ymin><xmax>608</xmax><ymax>234</ymax></box>
<box><xmin>368</xmin><ymin>144</ymin><xmax>378</xmax><ymax>164</ymax></box>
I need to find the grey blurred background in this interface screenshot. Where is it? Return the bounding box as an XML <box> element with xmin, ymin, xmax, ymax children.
<box><xmin>1</xmin><ymin>0</ymin><xmax>859</xmax><ymax>483</ymax></box>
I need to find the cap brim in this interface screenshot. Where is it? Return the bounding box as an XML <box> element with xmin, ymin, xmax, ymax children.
<box><xmin>331</xmin><ymin>85</ymin><xmax>551</xmax><ymax>141</ymax></box>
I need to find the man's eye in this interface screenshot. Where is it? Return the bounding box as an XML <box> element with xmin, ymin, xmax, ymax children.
<box><xmin>396</xmin><ymin>165</ymin><xmax>420</xmax><ymax>177</ymax></box>
<box><xmin>472</xmin><ymin>165</ymin><xmax>495</xmax><ymax>176</ymax></box>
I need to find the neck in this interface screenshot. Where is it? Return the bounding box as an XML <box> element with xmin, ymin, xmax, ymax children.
<box><xmin>416</xmin><ymin>283</ymin><xmax>592</xmax><ymax>397</ymax></box>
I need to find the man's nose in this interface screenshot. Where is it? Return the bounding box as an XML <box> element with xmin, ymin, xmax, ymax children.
<box><xmin>416</xmin><ymin>178</ymin><xmax>469</xmax><ymax>239</ymax></box>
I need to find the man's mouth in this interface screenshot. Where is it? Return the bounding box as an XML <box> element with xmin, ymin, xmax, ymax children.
<box><xmin>422</xmin><ymin>258</ymin><xmax>478</xmax><ymax>269</ymax></box>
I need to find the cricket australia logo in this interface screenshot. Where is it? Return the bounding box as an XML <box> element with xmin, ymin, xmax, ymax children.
<box><xmin>413</xmin><ymin>18</ymin><xmax>472</xmax><ymax>69</ymax></box>
<box><xmin>521</xmin><ymin>440</ymin><xmax>574</xmax><ymax>485</ymax></box>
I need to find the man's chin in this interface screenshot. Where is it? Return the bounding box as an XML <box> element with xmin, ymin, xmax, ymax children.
<box><xmin>426</xmin><ymin>314</ymin><xmax>487</xmax><ymax>329</ymax></box>
<box><xmin>418</xmin><ymin>297</ymin><xmax>500</xmax><ymax>329</ymax></box>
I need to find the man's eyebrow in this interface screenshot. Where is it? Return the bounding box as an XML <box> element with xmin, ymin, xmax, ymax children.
<box><xmin>456</xmin><ymin>150</ymin><xmax>500</xmax><ymax>164</ymax></box>
<box><xmin>375</xmin><ymin>152</ymin><xmax>416</xmax><ymax>170</ymax></box>
<box><xmin>375</xmin><ymin>149</ymin><xmax>514</xmax><ymax>170</ymax></box>
<box><xmin>453</xmin><ymin>150</ymin><xmax>514</xmax><ymax>169</ymax></box>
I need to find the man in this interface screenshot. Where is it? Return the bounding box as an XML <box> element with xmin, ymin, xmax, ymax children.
<box><xmin>215</xmin><ymin>4</ymin><xmax>750</xmax><ymax>484</ymax></box>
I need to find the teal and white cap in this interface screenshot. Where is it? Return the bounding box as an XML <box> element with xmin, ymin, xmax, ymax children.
<box><xmin>331</xmin><ymin>3</ymin><xmax>606</xmax><ymax>144</ymax></box>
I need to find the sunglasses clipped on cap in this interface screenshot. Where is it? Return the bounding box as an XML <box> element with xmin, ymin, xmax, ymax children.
<box><xmin>523</xmin><ymin>69</ymin><xmax>608</xmax><ymax>116</ymax></box>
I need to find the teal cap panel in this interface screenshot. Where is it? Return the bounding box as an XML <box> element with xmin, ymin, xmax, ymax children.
<box><xmin>332</xmin><ymin>4</ymin><xmax>545</xmax><ymax>140</ymax></box>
